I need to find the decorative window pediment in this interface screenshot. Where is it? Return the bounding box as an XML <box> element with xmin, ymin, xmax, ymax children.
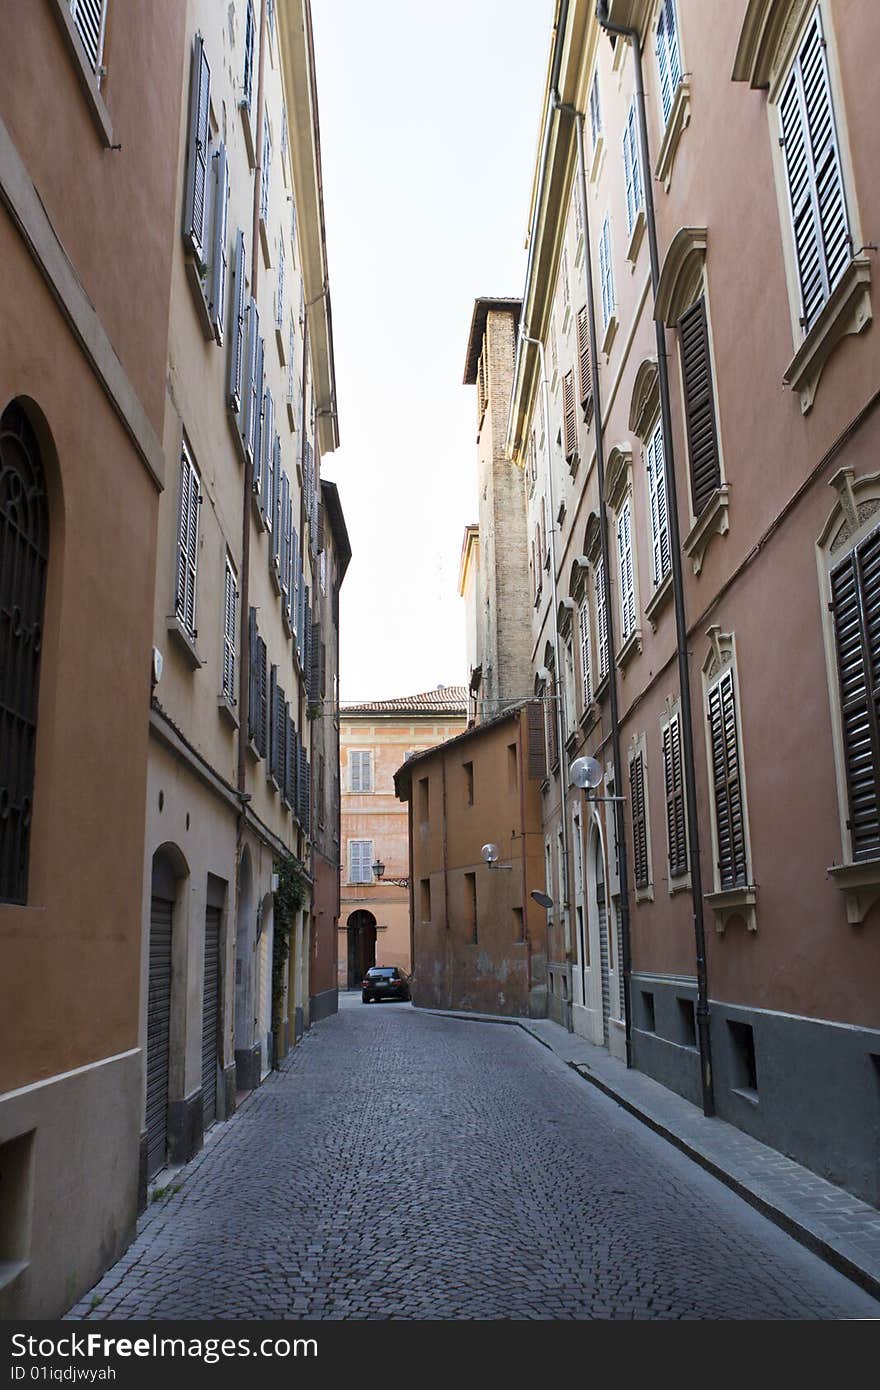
<box><xmin>731</xmin><ymin>0</ymin><xmax>814</xmax><ymax>92</ymax></box>
<box><xmin>605</xmin><ymin>443</ymin><xmax>633</xmax><ymax>512</ymax></box>
<box><xmin>629</xmin><ymin>358</ymin><xmax>660</xmax><ymax>439</ymax></box>
<box><xmin>654</xmin><ymin>228</ymin><xmax>708</xmax><ymax>327</ymax></box>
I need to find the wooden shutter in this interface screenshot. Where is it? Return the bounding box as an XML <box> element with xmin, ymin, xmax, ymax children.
<box><xmin>545</xmin><ymin>678</ymin><xmax>559</xmax><ymax>769</ymax></box>
<box><xmin>679</xmin><ymin>297</ymin><xmax>721</xmax><ymax>520</ymax></box>
<box><xmin>646</xmin><ymin>421</ymin><xmax>671</xmax><ymax>585</ymax></box>
<box><xmin>562</xmin><ymin>370</ymin><xmax>577</xmax><ymax>461</ymax></box>
<box><xmin>175</xmin><ymin>446</ymin><xmax>199</xmax><ymax>636</ymax></box>
<box><xmin>222</xmin><ymin>557</ymin><xmax>237</xmax><ymax>702</ymax></box>
<box><xmin>708</xmin><ymin>670</ymin><xmax>748</xmax><ymax>888</ymax></box>
<box><xmin>779</xmin><ymin>7</ymin><xmax>850</xmax><ymax>332</ymax></box>
<box><xmin>244</xmin><ymin>300</ymin><xmax>261</xmax><ymax>465</ymax></box>
<box><xmin>527</xmin><ymin>701</ymin><xmax>547</xmax><ymax>780</ymax></box>
<box><xmin>280</xmin><ymin>472</ymin><xmax>291</xmax><ymax>593</ymax></box>
<box><xmin>260</xmin><ymin>113</ymin><xmax>271</xmax><ymax>222</ymax></box>
<box><xmin>184</xmin><ymin>35</ymin><xmax>211</xmax><ymax>264</ymax></box>
<box><xmin>209</xmin><ymin>144</ymin><xmax>229</xmax><ymax>344</ymax></box>
<box><xmin>596</xmin><ymin>558</ymin><xmax>610</xmax><ymax>680</ymax></box>
<box><xmin>228</xmin><ymin>231</ymin><xmax>246</xmax><ymax>412</ymax></box>
<box><xmin>589</xmin><ymin>70</ymin><xmax>601</xmax><ymax>147</ymax></box>
<box><xmin>576</xmin><ymin>307</ymin><xmax>592</xmax><ymax>415</ymax></box>
<box><xmin>261</xmin><ymin>390</ymin><xmax>274</xmax><ymax>527</ymax></box>
<box><xmin>599</xmin><ymin>217</ymin><xmax>614</xmax><ymax>329</ymax></box>
<box><xmin>252</xmin><ymin>632</ymin><xmax>267</xmax><ymax>757</ymax></box>
<box><xmin>831</xmin><ymin>530</ymin><xmax>880</xmax><ymax>861</ymax></box>
<box><xmin>617</xmin><ymin>499</ymin><xmax>636</xmax><ymax>641</ymax></box>
<box><xmin>578</xmin><ymin>598</ymin><xmax>593</xmax><ymax>708</ymax></box>
<box><xmin>656</xmin><ymin>0</ymin><xmax>682</xmax><ymax>125</ymax></box>
<box><xmin>285</xmin><ymin>714</ymin><xmax>296</xmax><ymax>808</ymax></box>
<box><xmin>630</xmin><ymin>751</ymin><xmax>649</xmax><ymax>890</ymax></box>
<box><xmin>243</xmin><ymin>0</ymin><xmax>255</xmax><ymax>109</ymax></box>
<box><xmin>276</xmin><ymin>241</ymin><xmax>285</xmax><ymax>328</ymax></box>
<box><xmin>70</xmin><ymin>0</ymin><xmax>107</xmax><ymax>71</ymax></box>
<box><xmin>623</xmin><ymin>103</ymin><xmax>642</xmax><ymax>235</ymax></box>
<box><xmin>309</xmin><ymin>622</ymin><xmax>322</xmax><ymax>706</ymax></box>
<box><xmin>663</xmin><ymin>714</ymin><xmax>688</xmax><ymax>877</ymax></box>
<box><xmin>268</xmin><ymin>665</ymin><xmax>277</xmax><ymax>776</ymax></box>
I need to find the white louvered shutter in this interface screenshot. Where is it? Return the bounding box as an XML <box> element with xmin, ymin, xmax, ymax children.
<box><xmin>260</xmin><ymin>114</ymin><xmax>271</xmax><ymax>222</ymax></box>
<box><xmin>623</xmin><ymin>104</ymin><xmax>642</xmax><ymax>236</ymax></box>
<box><xmin>578</xmin><ymin>598</ymin><xmax>593</xmax><ymax>708</ymax></box>
<box><xmin>646</xmin><ymin>421</ymin><xmax>671</xmax><ymax>585</ymax></box>
<box><xmin>243</xmin><ymin>0</ymin><xmax>255</xmax><ymax>110</ymax></box>
<box><xmin>350</xmin><ymin>840</ymin><xmax>373</xmax><ymax>884</ymax></box>
<box><xmin>617</xmin><ymin>499</ymin><xmax>636</xmax><ymax>641</ymax></box>
<box><xmin>228</xmin><ymin>231</ymin><xmax>246</xmax><ymax>413</ymax></box>
<box><xmin>70</xmin><ymin>0</ymin><xmax>107</xmax><ymax>73</ymax></box>
<box><xmin>589</xmin><ymin>70</ymin><xmax>602</xmax><ymax>148</ymax></box>
<box><xmin>222</xmin><ymin>558</ymin><xmax>237</xmax><ymax>702</ymax></box>
<box><xmin>596</xmin><ymin>558</ymin><xmax>610</xmax><ymax>680</ymax></box>
<box><xmin>656</xmin><ymin>0</ymin><xmax>682</xmax><ymax>126</ymax></box>
<box><xmin>261</xmin><ymin>390</ymin><xmax>274</xmax><ymax>527</ymax></box>
<box><xmin>281</xmin><ymin>473</ymin><xmax>291</xmax><ymax>595</ymax></box>
<box><xmin>779</xmin><ymin>6</ymin><xmax>850</xmax><ymax>333</ymax></box>
<box><xmin>176</xmin><ymin>447</ymin><xmax>200</xmax><ymax>637</ymax></box>
<box><xmin>184</xmin><ymin>34</ymin><xmax>211</xmax><ymax>265</ymax></box>
<box><xmin>209</xmin><ymin>144</ymin><xmax>229</xmax><ymax>344</ymax></box>
<box><xmin>599</xmin><ymin>217</ymin><xmax>614</xmax><ymax>329</ymax></box>
<box><xmin>350</xmin><ymin>751</ymin><xmax>373</xmax><ymax>793</ymax></box>
<box><xmin>244</xmin><ymin>300</ymin><xmax>261</xmax><ymax>464</ymax></box>
<box><xmin>277</xmin><ymin>241</ymin><xmax>285</xmax><ymax>329</ymax></box>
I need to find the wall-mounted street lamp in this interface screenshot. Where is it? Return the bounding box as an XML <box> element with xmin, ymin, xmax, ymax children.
<box><xmin>569</xmin><ymin>756</ymin><xmax>625</xmax><ymax>803</ymax></box>
<box><xmin>372</xmin><ymin>858</ymin><xmax>409</xmax><ymax>889</ymax></box>
<box><xmin>481</xmin><ymin>843</ymin><xmax>513</xmax><ymax>871</ymax></box>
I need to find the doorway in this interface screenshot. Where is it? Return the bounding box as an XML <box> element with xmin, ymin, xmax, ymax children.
<box><xmin>346</xmin><ymin>910</ymin><xmax>377</xmax><ymax>987</ymax></box>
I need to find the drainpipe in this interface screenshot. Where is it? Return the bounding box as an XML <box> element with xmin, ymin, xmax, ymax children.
<box><xmin>517</xmin><ymin>717</ymin><xmax>533</xmax><ymax>1002</ymax></box>
<box><xmin>596</xmin><ymin>2</ymin><xmax>714</xmax><ymax>1116</ymax></box>
<box><xmin>552</xmin><ymin>91</ymin><xmax>633</xmax><ymax>1069</ymax></box>
<box><xmin>520</xmin><ymin>328</ymin><xmax>574</xmax><ymax>1028</ymax></box>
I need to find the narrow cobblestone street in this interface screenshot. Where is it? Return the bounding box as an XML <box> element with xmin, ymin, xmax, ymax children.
<box><xmin>68</xmin><ymin>998</ymin><xmax>880</xmax><ymax>1321</ymax></box>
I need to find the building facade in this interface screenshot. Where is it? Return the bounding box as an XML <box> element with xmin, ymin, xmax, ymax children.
<box><xmin>141</xmin><ymin>0</ymin><xmax>341</xmax><ymax>1192</ymax></box>
<box><xmin>0</xmin><ymin>0</ymin><xmax>186</xmax><ymax>1318</ymax></box>
<box><xmin>338</xmin><ymin>689</ymin><xmax>468</xmax><ymax>988</ymax></box>
<box><xmin>500</xmin><ymin>0</ymin><xmax>880</xmax><ymax>1201</ymax></box>
<box><xmin>395</xmin><ymin>703</ymin><xmax>548</xmax><ymax>1017</ymax></box>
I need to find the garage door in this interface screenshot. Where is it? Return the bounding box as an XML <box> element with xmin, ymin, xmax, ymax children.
<box><xmin>146</xmin><ymin>895</ymin><xmax>173</xmax><ymax>1178</ymax></box>
<box><xmin>202</xmin><ymin>905</ymin><xmax>221</xmax><ymax>1130</ymax></box>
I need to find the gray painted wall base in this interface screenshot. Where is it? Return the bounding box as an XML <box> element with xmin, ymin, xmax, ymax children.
<box><xmin>235</xmin><ymin>1044</ymin><xmax>262</xmax><ymax>1093</ymax></box>
<box><xmin>221</xmin><ymin>1064</ymin><xmax>236</xmax><ymax>1120</ymax></box>
<box><xmin>294</xmin><ymin>1006</ymin><xmax>304</xmax><ymax>1041</ymax></box>
<box><xmin>310</xmin><ymin>988</ymin><xmax>338</xmax><ymax>1023</ymax></box>
<box><xmin>137</xmin><ymin>1132</ymin><xmax>148</xmax><ymax>1215</ymax></box>
<box><xmin>168</xmin><ymin>1089</ymin><xmax>203</xmax><ymax>1165</ymax></box>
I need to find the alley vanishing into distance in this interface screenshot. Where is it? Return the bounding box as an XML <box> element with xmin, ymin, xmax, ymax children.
<box><xmin>68</xmin><ymin>1000</ymin><xmax>879</xmax><ymax>1322</ymax></box>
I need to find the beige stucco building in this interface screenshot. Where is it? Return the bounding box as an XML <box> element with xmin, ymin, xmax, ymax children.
<box><xmin>497</xmin><ymin>0</ymin><xmax>880</xmax><ymax>1201</ymax></box>
<box><xmin>338</xmin><ymin>689</ymin><xmax>467</xmax><ymax>988</ymax></box>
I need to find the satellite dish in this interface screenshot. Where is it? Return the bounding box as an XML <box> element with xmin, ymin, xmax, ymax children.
<box><xmin>481</xmin><ymin>843</ymin><xmax>500</xmax><ymax>864</ymax></box>
<box><xmin>570</xmin><ymin>755</ymin><xmax>604</xmax><ymax>790</ymax></box>
<box><xmin>531</xmin><ymin>890</ymin><xmax>553</xmax><ymax>910</ymax></box>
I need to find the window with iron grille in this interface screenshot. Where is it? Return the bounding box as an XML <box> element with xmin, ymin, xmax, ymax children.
<box><xmin>222</xmin><ymin>556</ymin><xmax>237</xmax><ymax>704</ymax></box>
<box><xmin>707</xmin><ymin>668</ymin><xmax>749</xmax><ymax>889</ymax></box>
<box><xmin>0</xmin><ymin>403</ymin><xmax>49</xmax><ymax>905</ymax></box>
<box><xmin>778</xmin><ymin>5</ymin><xmax>851</xmax><ymax>334</ymax></box>
<box><xmin>662</xmin><ymin>712</ymin><xmax>688</xmax><ymax>879</ymax></box>
<box><xmin>175</xmin><ymin>443</ymin><xmax>200</xmax><ymax>638</ymax></box>
<box><xmin>656</xmin><ymin>0</ymin><xmax>682</xmax><ymax>127</ymax></box>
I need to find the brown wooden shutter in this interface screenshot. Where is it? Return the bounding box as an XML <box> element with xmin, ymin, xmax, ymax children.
<box><xmin>679</xmin><ymin>297</ymin><xmax>720</xmax><ymax>520</ymax></box>
<box><xmin>663</xmin><ymin>715</ymin><xmax>688</xmax><ymax>877</ymax></box>
<box><xmin>526</xmin><ymin>701</ymin><xmax>547</xmax><ymax>780</ymax></box>
<box><xmin>562</xmin><ymin>369</ymin><xmax>577</xmax><ymax>461</ymax></box>
<box><xmin>546</xmin><ymin>678</ymin><xmax>559</xmax><ymax>769</ymax></box>
<box><xmin>831</xmin><ymin>530</ymin><xmax>880</xmax><ymax>861</ymax></box>
<box><xmin>630</xmin><ymin>751</ymin><xmax>649</xmax><ymax>890</ymax></box>
<box><xmin>576</xmin><ymin>306</ymin><xmax>592</xmax><ymax>418</ymax></box>
<box><xmin>708</xmin><ymin>672</ymin><xmax>748</xmax><ymax>888</ymax></box>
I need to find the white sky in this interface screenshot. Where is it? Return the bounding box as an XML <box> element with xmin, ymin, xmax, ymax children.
<box><xmin>311</xmin><ymin>0</ymin><xmax>553</xmax><ymax>703</ymax></box>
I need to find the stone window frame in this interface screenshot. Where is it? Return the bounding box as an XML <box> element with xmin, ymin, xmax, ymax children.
<box><xmin>655</xmin><ymin>229</ymin><xmax>730</xmax><ymax>576</ymax></box>
<box><xmin>700</xmin><ymin>628</ymin><xmax>758</xmax><ymax>933</ymax></box>
<box><xmin>48</xmin><ymin>0</ymin><xmax>114</xmax><ymax>147</ymax></box>
<box><xmin>732</xmin><ymin>0</ymin><xmax>872</xmax><ymax>414</ymax></box>
<box><xmin>627</xmin><ymin>731</ymin><xmax>655</xmax><ymax>903</ymax></box>
<box><xmin>816</xmin><ymin>467</ymin><xmax>880</xmax><ymax>924</ymax></box>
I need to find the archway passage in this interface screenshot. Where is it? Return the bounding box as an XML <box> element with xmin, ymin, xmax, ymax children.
<box><xmin>346</xmin><ymin>910</ymin><xmax>377</xmax><ymax>988</ymax></box>
<box><xmin>0</xmin><ymin>401</ymin><xmax>49</xmax><ymax>904</ymax></box>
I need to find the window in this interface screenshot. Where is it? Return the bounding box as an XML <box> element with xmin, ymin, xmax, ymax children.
<box><xmin>707</xmin><ymin>668</ymin><xmax>749</xmax><ymax>890</ymax></box>
<box><xmin>778</xmin><ymin>5</ymin><xmax>851</xmax><ymax>334</ymax></box>
<box><xmin>622</xmin><ymin>102</ymin><xmax>643</xmax><ymax>237</ymax></box>
<box><xmin>829</xmin><ymin>524</ymin><xmax>880</xmax><ymax>863</ymax></box>
<box><xmin>655</xmin><ymin>0</ymin><xmax>682</xmax><ymax>126</ymax></box>
<box><xmin>243</xmin><ymin>0</ymin><xmax>256</xmax><ymax>110</ymax></box>
<box><xmin>513</xmin><ymin>907</ymin><xmax>524</xmax><ymax>943</ymax></box>
<box><xmin>562</xmin><ymin>369</ymin><xmax>577</xmax><ymax>462</ymax></box>
<box><xmin>260</xmin><ymin>389</ymin><xmax>274</xmax><ymax>529</ymax></box>
<box><xmin>589</xmin><ymin>69</ymin><xmax>602</xmax><ymax>149</ymax></box>
<box><xmin>678</xmin><ymin>297</ymin><xmax>721</xmax><ymax>520</ymax></box>
<box><xmin>595</xmin><ymin>557</ymin><xmax>610</xmax><ymax>682</ymax></box>
<box><xmin>349</xmin><ymin>840</ymin><xmax>373</xmax><ymax>884</ymax></box>
<box><xmin>69</xmin><ymin>0</ymin><xmax>107</xmax><ymax>74</ymax></box>
<box><xmin>420</xmin><ymin>877</ymin><xmax>432</xmax><ymax>922</ymax></box>
<box><xmin>578</xmin><ymin>596</ymin><xmax>593</xmax><ymax>710</ymax></box>
<box><xmin>629</xmin><ymin>748</ymin><xmax>649</xmax><ymax>892</ymax></box>
<box><xmin>528</xmin><ymin>429</ymin><xmax>538</xmax><ymax>484</ymax></box>
<box><xmin>598</xmin><ymin>216</ymin><xmax>614</xmax><ymax>331</ymax></box>
<box><xmin>544</xmin><ymin>668</ymin><xmax>559</xmax><ymax>770</ymax></box>
<box><xmin>0</xmin><ymin>402</ymin><xmax>49</xmax><ymax>905</ymax></box>
<box><xmin>477</xmin><ymin>347</ymin><xmax>488</xmax><ymax>422</ymax></box>
<box><xmin>616</xmin><ymin>497</ymin><xmax>636</xmax><ymax>643</ymax></box>
<box><xmin>465</xmin><ymin>872</ymin><xmax>477</xmax><ymax>944</ymax></box>
<box><xmin>349</xmin><ymin>750</ymin><xmax>373</xmax><ymax>792</ymax></box>
<box><xmin>228</xmin><ymin>231</ymin><xmax>247</xmax><ymax>414</ymax></box>
<box><xmin>418</xmin><ymin>776</ymin><xmax>429</xmax><ymax>821</ymax></box>
<box><xmin>222</xmin><ymin>556</ymin><xmax>237</xmax><ymax>705</ymax></box>
<box><xmin>561</xmin><ymin>246</ymin><xmax>570</xmax><ymax>313</ymax></box>
<box><xmin>260</xmin><ymin>113</ymin><xmax>271</xmax><ymax>223</ymax></box>
<box><xmin>183</xmin><ymin>35</ymin><xmax>212</xmax><ymax>267</ymax></box>
<box><xmin>645</xmin><ymin>420</ymin><xmax>670</xmax><ymax>586</ymax></box>
<box><xmin>507</xmin><ymin>743</ymin><xmax>518</xmax><ymax>793</ymax></box>
<box><xmin>662</xmin><ymin>711</ymin><xmax>688</xmax><ymax>881</ymax></box>
<box><xmin>576</xmin><ymin>306</ymin><xmax>592</xmax><ymax>416</ymax></box>
<box><xmin>276</xmin><ymin>241</ymin><xmax>285</xmax><ymax>329</ymax></box>
<box><xmin>463</xmin><ymin>761</ymin><xmax>474</xmax><ymax>805</ymax></box>
<box><xmin>563</xmin><ymin>638</ymin><xmax>577</xmax><ymax>737</ymax></box>
<box><xmin>175</xmin><ymin>443</ymin><xmax>200</xmax><ymax>638</ymax></box>
<box><xmin>248</xmin><ymin>608</ymin><xmax>267</xmax><ymax>757</ymax></box>
<box><xmin>243</xmin><ymin>300</ymin><xmax>261</xmax><ymax>463</ymax></box>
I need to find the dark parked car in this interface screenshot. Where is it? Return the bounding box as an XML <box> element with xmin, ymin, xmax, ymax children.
<box><xmin>362</xmin><ymin>966</ymin><xmax>411</xmax><ymax>1003</ymax></box>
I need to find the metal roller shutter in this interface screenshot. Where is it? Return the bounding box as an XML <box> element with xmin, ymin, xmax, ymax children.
<box><xmin>202</xmin><ymin>906</ymin><xmax>221</xmax><ymax>1130</ymax></box>
<box><xmin>146</xmin><ymin>897</ymin><xmax>173</xmax><ymax>1179</ymax></box>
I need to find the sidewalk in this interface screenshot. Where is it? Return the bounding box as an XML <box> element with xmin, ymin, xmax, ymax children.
<box><xmin>424</xmin><ymin>1007</ymin><xmax>880</xmax><ymax>1302</ymax></box>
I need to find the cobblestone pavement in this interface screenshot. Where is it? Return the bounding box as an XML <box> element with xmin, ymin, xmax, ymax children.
<box><xmin>68</xmin><ymin>997</ymin><xmax>880</xmax><ymax>1320</ymax></box>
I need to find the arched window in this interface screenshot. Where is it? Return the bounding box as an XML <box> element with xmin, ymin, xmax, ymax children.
<box><xmin>0</xmin><ymin>402</ymin><xmax>49</xmax><ymax>903</ymax></box>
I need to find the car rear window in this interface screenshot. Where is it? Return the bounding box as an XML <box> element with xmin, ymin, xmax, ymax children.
<box><xmin>367</xmin><ymin>968</ymin><xmax>396</xmax><ymax>978</ymax></box>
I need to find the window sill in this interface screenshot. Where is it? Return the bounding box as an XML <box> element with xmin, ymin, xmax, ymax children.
<box><xmin>625</xmin><ymin>208</ymin><xmax>646</xmax><ymax>270</ymax></box>
<box><xmin>266</xmin><ymin>771</ymin><xmax>279</xmax><ymax>795</ymax></box>
<box><xmin>269</xmin><ymin>554</ymin><xmax>282</xmax><ymax>596</ymax></box>
<box><xmin>705</xmin><ymin>885</ymin><xmax>757</xmax><ymax>934</ymax></box>
<box><xmin>566</xmin><ymin>449</ymin><xmax>579</xmax><ymax>479</ymax></box>
<box><xmin>635</xmin><ymin>884</ymin><xmax>654</xmax><ymax>903</ymax></box>
<box><xmin>589</xmin><ymin>133</ymin><xmax>605</xmax><ymax>185</ymax></box>
<box><xmin>184</xmin><ymin>256</ymin><xmax>215</xmax><ymax>342</ymax></box>
<box><xmin>218</xmin><ymin>695</ymin><xmax>239</xmax><ymax>730</ymax></box>
<box><xmin>282</xmin><ymin>604</ymin><xmax>293</xmax><ymax>640</ymax></box>
<box><xmin>47</xmin><ymin>0</ymin><xmax>114</xmax><ymax>147</ymax></box>
<box><xmin>579</xmin><ymin>701</ymin><xmax>601</xmax><ymax>734</ymax></box>
<box><xmin>654</xmin><ymin>80</ymin><xmax>691</xmax><ymax>193</ymax></box>
<box><xmin>645</xmin><ymin>570</ymin><xmax>673</xmax><ymax>630</ymax></box>
<box><xmin>246</xmin><ymin>737</ymin><xmax>261</xmax><ymax>762</ymax></box>
<box><xmin>683</xmin><ymin>485</ymin><xmax>730</xmax><ymax>575</ymax></box>
<box><xmin>783</xmin><ymin>256</ymin><xmax>873</xmax><ymax>414</ymax></box>
<box><xmin>239</xmin><ymin>99</ymin><xmax>256</xmax><ymax>170</ymax></box>
<box><xmin>166</xmin><ymin>615</ymin><xmax>204</xmax><ymax>670</ymax></box>
<box><xmin>669</xmin><ymin>872</ymin><xmax>692</xmax><ymax>896</ymax></box>
<box><xmin>251</xmin><ymin>488</ymin><xmax>268</xmax><ymax>533</ymax></box>
<box><xmin>564</xmin><ymin>728</ymin><xmax>580</xmax><ymax>757</ymax></box>
<box><xmin>731</xmin><ymin>1085</ymin><xmax>760</xmax><ymax>1107</ymax></box>
<box><xmin>601</xmin><ymin>313</ymin><xmax>618</xmax><ymax>358</ymax></box>
<box><xmin>581</xmin><ymin>392</ymin><xmax>594</xmax><ymax>427</ymax></box>
<box><xmin>615</xmin><ymin>626</ymin><xmax>642</xmax><ymax>672</ymax></box>
<box><xmin>594</xmin><ymin>674</ymin><xmax>610</xmax><ymax>704</ymax></box>
<box><xmin>827</xmin><ymin>858</ymin><xmax>880</xmax><ymax>925</ymax></box>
